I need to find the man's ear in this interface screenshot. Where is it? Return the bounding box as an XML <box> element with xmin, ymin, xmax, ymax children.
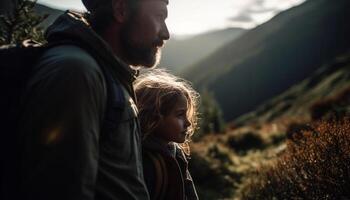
<box><xmin>112</xmin><ymin>0</ymin><xmax>129</xmax><ymax>23</ymax></box>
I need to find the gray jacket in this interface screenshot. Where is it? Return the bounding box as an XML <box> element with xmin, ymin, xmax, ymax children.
<box><xmin>17</xmin><ymin>11</ymin><xmax>149</xmax><ymax>200</ymax></box>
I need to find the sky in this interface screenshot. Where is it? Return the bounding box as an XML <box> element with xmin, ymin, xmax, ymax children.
<box><xmin>37</xmin><ymin>0</ymin><xmax>306</xmax><ymax>36</ymax></box>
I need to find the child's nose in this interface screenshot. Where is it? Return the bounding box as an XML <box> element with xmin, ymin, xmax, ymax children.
<box><xmin>184</xmin><ymin>118</ymin><xmax>191</xmax><ymax>128</ymax></box>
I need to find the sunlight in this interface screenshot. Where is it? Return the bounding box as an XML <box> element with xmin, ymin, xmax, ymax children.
<box><xmin>37</xmin><ymin>0</ymin><xmax>306</xmax><ymax>36</ymax></box>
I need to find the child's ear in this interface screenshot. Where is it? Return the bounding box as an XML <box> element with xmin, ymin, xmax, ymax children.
<box><xmin>112</xmin><ymin>0</ymin><xmax>129</xmax><ymax>23</ymax></box>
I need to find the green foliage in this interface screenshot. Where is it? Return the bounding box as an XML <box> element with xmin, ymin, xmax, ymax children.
<box><xmin>241</xmin><ymin>118</ymin><xmax>350</xmax><ymax>199</ymax></box>
<box><xmin>0</xmin><ymin>0</ymin><xmax>47</xmax><ymax>45</ymax></box>
<box><xmin>197</xmin><ymin>90</ymin><xmax>225</xmax><ymax>137</ymax></box>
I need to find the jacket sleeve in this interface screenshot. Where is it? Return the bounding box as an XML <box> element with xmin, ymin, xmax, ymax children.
<box><xmin>17</xmin><ymin>46</ymin><xmax>106</xmax><ymax>200</ymax></box>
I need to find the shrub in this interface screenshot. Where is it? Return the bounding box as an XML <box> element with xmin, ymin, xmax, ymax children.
<box><xmin>197</xmin><ymin>90</ymin><xmax>225</xmax><ymax>138</ymax></box>
<box><xmin>227</xmin><ymin>131</ymin><xmax>265</xmax><ymax>153</ymax></box>
<box><xmin>241</xmin><ymin>118</ymin><xmax>350</xmax><ymax>200</ymax></box>
<box><xmin>189</xmin><ymin>151</ymin><xmax>235</xmax><ymax>200</ymax></box>
<box><xmin>207</xmin><ymin>144</ymin><xmax>233</xmax><ymax>165</ymax></box>
<box><xmin>310</xmin><ymin>87</ymin><xmax>350</xmax><ymax>121</ymax></box>
<box><xmin>0</xmin><ymin>0</ymin><xmax>47</xmax><ymax>45</ymax></box>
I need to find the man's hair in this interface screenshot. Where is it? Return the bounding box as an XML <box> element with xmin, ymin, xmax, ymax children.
<box><xmin>134</xmin><ymin>69</ymin><xmax>199</xmax><ymax>152</ymax></box>
<box><xmin>85</xmin><ymin>0</ymin><xmax>169</xmax><ymax>34</ymax></box>
<box><xmin>85</xmin><ymin>0</ymin><xmax>139</xmax><ymax>34</ymax></box>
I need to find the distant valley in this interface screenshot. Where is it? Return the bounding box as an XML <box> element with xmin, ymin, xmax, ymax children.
<box><xmin>182</xmin><ymin>0</ymin><xmax>350</xmax><ymax>121</ymax></box>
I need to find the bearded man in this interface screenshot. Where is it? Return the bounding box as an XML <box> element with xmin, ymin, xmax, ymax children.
<box><xmin>15</xmin><ymin>0</ymin><xmax>170</xmax><ymax>199</ymax></box>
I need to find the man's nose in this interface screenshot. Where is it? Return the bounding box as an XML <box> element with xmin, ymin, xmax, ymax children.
<box><xmin>160</xmin><ymin>23</ymin><xmax>170</xmax><ymax>41</ymax></box>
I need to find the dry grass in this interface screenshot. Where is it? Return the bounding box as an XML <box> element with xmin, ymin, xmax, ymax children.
<box><xmin>239</xmin><ymin>118</ymin><xmax>350</xmax><ymax>200</ymax></box>
<box><xmin>190</xmin><ymin>127</ymin><xmax>286</xmax><ymax>200</ymax></box>
<box><xmin>310</xmin><ymin>86</ymin><xmax>350</xmax><ymax>121</ymax></box>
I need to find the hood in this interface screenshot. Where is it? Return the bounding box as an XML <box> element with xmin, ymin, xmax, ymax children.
<box><xmin>45</xmin><ymin>11</ymin><xmax>137</xmax><ymax>85</ymax></box>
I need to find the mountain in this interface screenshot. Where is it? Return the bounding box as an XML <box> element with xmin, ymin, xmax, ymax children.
<box><xmin>159</xmin><ymin>28</ymin><xmax>246</xmax><ymax>73</ymax></box>
<box><xmin>34</xmin><ymin>4</ymin><xmax>64</xmax><ymax>29</ymax></box>
<box><xmin>182</xmin><ymin>0</ymin><xmax>350</xmax><ymax>121</ymax></box>
<box><xmin>234</xmin><ymin>51</ymin><xmax>350</xmax><ymax>127</ymax></box>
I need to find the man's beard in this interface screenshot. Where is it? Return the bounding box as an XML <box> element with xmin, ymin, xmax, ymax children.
<box><xmin>120</xmin><ymin>21</ymin><xmax>162</xmax><ymax>68</ymax></box>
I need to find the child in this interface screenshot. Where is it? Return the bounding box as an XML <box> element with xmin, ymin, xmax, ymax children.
<box><xmin>134</xmin><ymin>69</ymin><xmax>199</xmax><ymax>200</ymax></box>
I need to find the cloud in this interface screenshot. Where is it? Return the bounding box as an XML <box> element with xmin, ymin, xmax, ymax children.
<box><xmin>230</xmin><ymin>13</ymin><xmax>253</xmax><ymax>22</ymax></box>
<box><xmin>228</xmin><ymin>0</ymin><xmax>305</xmax><ymax>24</ymax></box>
<box><xmin>247</xmin><ymin>6</ymin><xmax>278</xmax><ymax>14</ymax></box>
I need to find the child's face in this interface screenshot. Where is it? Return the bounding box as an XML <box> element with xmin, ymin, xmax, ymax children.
<box><xmin>153</xmin><ymin>95</ymin><xmax>191</xmax><ymax>143</ymax></box>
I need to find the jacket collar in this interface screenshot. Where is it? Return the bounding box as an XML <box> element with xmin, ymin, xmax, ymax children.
<box><xmin>45</xmin><ymin>11</ymin><xmax>138</xmax><ymax>84</ymax></box>
<box><xmin>143</xmin><ymin>136</ymin><xmax>188</xmax><ymax>164</ymax></box>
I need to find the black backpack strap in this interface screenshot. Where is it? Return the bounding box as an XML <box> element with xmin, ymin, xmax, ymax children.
<box><xmin>144</xmin><ymin>151</ymin><xmax>168</xmax><ymax>200</ymax></box>
<box><xmin>99</xmin><ymin>66</ymin><xmax>126</xmax><ymax>134</ymax></box>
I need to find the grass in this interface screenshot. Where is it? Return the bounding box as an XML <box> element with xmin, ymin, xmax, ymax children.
<box><xmin>239</xmin><ymin>118</ymin><xmax>350</xmax><ymax>200</ymax></box>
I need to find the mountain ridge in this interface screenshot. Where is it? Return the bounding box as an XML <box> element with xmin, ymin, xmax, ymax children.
<box><xmin>182</xmin><ymin>0</ymin><xmax>350</xmax><ymax>121</ymax></box>
<box><xmin>160</xmin><ymin>27</ymin><xmax>246</xmax><ymax>73</ymax></box>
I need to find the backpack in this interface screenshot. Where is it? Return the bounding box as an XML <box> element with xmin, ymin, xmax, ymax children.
<box><xmin>144</xmin><ymin>151</ymin><xmax>169</xmax><ymax>200</ymax></box>
<box><xmin>0</xmin><ymin>39</ymin><xmax>125</xmax><ymax>198</ymax></box>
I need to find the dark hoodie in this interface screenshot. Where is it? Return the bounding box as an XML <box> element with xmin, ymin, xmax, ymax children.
<box><xmin>17</xmin><ymin>11</ymin><xmax>149</xmax><ymax>200</ymax></box>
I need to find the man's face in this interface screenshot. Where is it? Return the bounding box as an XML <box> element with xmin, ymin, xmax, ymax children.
<box><xmin>121</xmin><ymin>0</ymin><xmax>170</xmax><ymax>68</ymax></box>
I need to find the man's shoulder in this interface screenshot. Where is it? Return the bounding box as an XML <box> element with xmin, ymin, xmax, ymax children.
<box><xmin>26</xmin><ymin>44</ymin><xmax>107</xmax><ymax>97</ymax></box>
<box><xmin>37</xmin><ymin>44</ymin><xmax>102</xmax><ymax>75</ymax></box>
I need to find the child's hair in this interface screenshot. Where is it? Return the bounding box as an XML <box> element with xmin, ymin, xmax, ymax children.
<box><xmin>134</xmin><ymin>69</ymin><xmax>199</xmax><ymax>150</ymax></box>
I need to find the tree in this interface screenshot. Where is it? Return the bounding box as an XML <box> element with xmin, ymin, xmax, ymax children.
<box><xmin>199</xmin><ymin>89</ymin><xmax>225</xmax><ymax>135</ymax></box>
<box><xmin>0</xmin><ymin>0</ymin><xmax>47</xmax><ymax>45</ymax></box>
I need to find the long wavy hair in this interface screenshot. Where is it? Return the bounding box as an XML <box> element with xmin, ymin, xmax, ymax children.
<box><xmin>134</xmin><ymin>69</ymin><xmax>199</xmax><ymax>154</ymax></box>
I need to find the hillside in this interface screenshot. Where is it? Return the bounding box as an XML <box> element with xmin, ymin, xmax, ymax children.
<box><xmin>160</xmin><ymin>28</ymin><xmax>246</xmax><ymax>73</ymax></box>
<box><xmin>235</xmin><ymin>51</ymin><xmax>350</xmax><ymax>127</ymax></box>
<box><xmin>190</xmin><ymin>51</ymin><xmax>350</xmax><ymax>199</ymax></box>
<box><xmin>183</xmin><ymin>0</ymin><xmax>350</xmax><ymax>121</ymax></box>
